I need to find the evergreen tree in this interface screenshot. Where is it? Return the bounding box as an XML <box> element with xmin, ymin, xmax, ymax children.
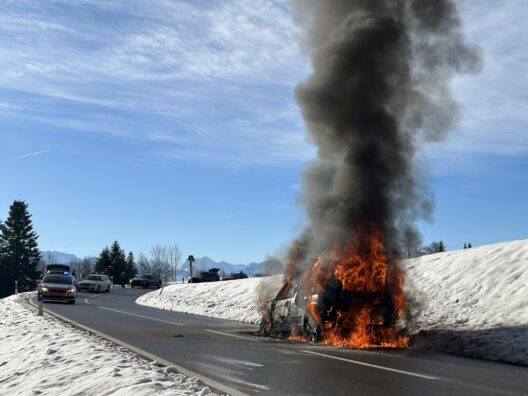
<box><xmin>109</xmin><ymin>241</ymin><xmax>127</xmax><ymax>283</ymax></box>
<box><xmin>126</xmin><ymin>251</ymin><xmax>137</xmax><ymax>279</ymax></box>
<box><xmin>95</xmin><ymin>246</ymin><xmax>112</xmax><ymax>275</ymax></box>
<box><xmin>0</xmin><ymin>201</ymin><xmax>41</xmax><ymax>297</ymax></box>
<box><xmin>468</xmin><ymin>242</ymin><xmax>472</xmax><ymax>248</ymax></box>
<box><xmin>463</xmin><ymin>243</ymin><xmax>467</xmax><ymax>249</ymax></box>
<box><xmin>438</xmin><ymin>240</ymin><xmax>446</xmax><ymax>253</ymax></box>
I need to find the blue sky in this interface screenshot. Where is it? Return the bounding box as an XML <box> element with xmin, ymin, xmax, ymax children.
<box><xmin>0</xmin><ymin>1</ymin><xmax>527</xmax><ymax>263</ymax></box>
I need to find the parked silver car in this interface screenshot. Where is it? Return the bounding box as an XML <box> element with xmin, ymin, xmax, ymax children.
<box><xmin>77</xmin><ymin>275</ymin><xmax>111</xmax><ymax>293</ymax></box>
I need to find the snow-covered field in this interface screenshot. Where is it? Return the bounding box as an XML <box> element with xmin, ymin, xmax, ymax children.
<box><xmin>138</xmin><ymin>239</ymin><xmax>528</xmax><ymax>365</ymax></box>
<box><xmin>0</xmin><ymin>294</ymin><xmax>215</xmax><ymax>396</ymax></box>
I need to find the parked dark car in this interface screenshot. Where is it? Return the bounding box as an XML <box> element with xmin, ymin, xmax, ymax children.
<box><xmin>222</xmin><ymin>271</ymin><xmax>249</xmax><ymax>281</ymax></box>
<box><xmin>189</xmin><ymin>268</ymin><xmax>221</xmax><ymax>283</ymax></box>
<box><xmin>130</xmin><ymin>274</ymin><xmax>162</xmax><ymax>288</ymax></box>
<box><xmin>39</xmin><ymin>275</ymin><xmax>77</xmax><ymax>304</ymax></box>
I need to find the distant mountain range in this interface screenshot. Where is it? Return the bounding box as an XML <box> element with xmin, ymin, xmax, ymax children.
<box><xmin>40</xmin><ymin>251</ymin><xmax>284</xmax><ymax>278</ymax></box>
<box><xmin>191</xmin><ymin>256</ymin><xmax>284</xmax><ymax>277</ymax></box>
<box><xmin>40</xmin><ymin>251</ymin><xmax>83</xmax><ymax>264</ymax></box>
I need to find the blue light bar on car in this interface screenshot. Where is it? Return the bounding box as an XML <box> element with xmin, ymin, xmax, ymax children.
<box><xmin>64</xmin><ymin>271</ymin><xmax>68</xmax><ymax>275</ymax></box>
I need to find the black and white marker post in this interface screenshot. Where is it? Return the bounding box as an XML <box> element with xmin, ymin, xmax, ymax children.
<box><xmin>37</xmin><ymin>288</ymin><xmax>43</xmax><ymax>316</ymax></box>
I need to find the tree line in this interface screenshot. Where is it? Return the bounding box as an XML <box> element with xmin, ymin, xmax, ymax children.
<box><xmin>70</xmin><ymin>242</ymin><xmax>184</xmax><ymax>283</ymax></box>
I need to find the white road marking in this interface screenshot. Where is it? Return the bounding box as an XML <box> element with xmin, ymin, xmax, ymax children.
<box><xmin>212</xmin><ymin>356</ymin><xmax>264</xmax><ymax>369</ymax></box>
<box><xmin>301</xmin><ymin>350</ymin><xmax>439</xmax><ymax>380</ymax></box>
<box><xmin>97</xmin><ymin>307</ymin><xmax>183</xmax><ymax>326</ymax></box>
<box><xmin>83</xmin><ymin>294</ymin><xmax>104</xmax><ymax>305</ymax></box>
<box><xmin>205</xmin><ymin>329</ymin><xmax>256</xmax><ymax>341</ymax></box>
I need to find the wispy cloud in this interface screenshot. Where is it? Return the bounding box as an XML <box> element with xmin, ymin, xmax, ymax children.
<box><xmin>0</xmin><ymin>0</ymin><xmax>311</xmax><ymax>166</ymax></box>
<box><xmin>11</xmin><ymin>149</ymin><xmax>52</xmax><ymax>160</ymax></box>
<box><xmin>0</xmin><ymin>1</ymin><xmax>525</xmax><ymax>168</ymax></box>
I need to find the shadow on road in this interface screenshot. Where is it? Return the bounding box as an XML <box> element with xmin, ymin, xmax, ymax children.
<box><xmin>411</xmin><ymin>325</ymin><xmax>528</xmax><ymax>366</ymax></box>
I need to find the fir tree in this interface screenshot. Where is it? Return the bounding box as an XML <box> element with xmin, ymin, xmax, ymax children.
<box><xmin>463</xmin><ymin>243</ymin><xmax>467</xmax><ymax>249</ymax></box>
<box><xmin>0</xmin><ymin>201</ymin><xmax>41</xmax><ymax>298</ymax></box>
<box><xmin>109</xmin><ymin>241</ymin><xmax>127</xmax><ymax>283</ymax></box>
<box><xmin>126</xmin><ymin>251</ymin><xmax>137</xmax><ymax>279</ymax></box>
<box><xmin>438</xmin><ymin>240</ymin><xmax>446</xmax><ymax>253</ymax></box>
<box><xmin>95</xmin><ymin>246</ymin><xmax>112</xmax><ymax>275</ymax></box>
<box><xmin>468</xmin><ymin>242</ymin><xmax>472</xmax><ymax>248</ymax></box>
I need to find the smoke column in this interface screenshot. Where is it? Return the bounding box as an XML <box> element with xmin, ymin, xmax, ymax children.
<box><xmin>286</xmin><ymin>0</ymin><xmax>481</xmax><ymax>274</ymax></box>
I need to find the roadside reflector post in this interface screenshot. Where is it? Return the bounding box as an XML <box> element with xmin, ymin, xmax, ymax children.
<box><xmin>14</xmin><ymin>280</ymin><xmax>18</xmax><ymax>295</ymax></box>
<box><xmin>37</xmin><ymin>289</ymin><xmax>43</xmax><ymax>316</ymax></box>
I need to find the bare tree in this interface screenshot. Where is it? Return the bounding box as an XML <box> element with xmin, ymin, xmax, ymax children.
<box><xmin>38</xmin><ymin>251</ymin><xmax>57</xmax><ymax>275</ymax></box>
<box><xmin>167</xmin><ymin>243</ymin><xmax>182</xmax><ymax>282</ymax></box>
<box><xmin>80</xmin><ymin>257</ymin><xmax>95</xmax><ymax>278</ymax></box>
<box><xmin>150</xmin><ymin>244</ymin><xmax>170</xmax><ymax>279</ymax></box>
<box><xmin>137</xmin><ymin>253</ymin><xmax>151</xmax><ymax>275</ymax></box>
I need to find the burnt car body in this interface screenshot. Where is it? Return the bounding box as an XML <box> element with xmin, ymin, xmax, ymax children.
<box><xmin>189</xmin><ymin>268</ymin><xmax>221</xmax><ymax>283</ymax></box>
<box><xmin>130</xmin><ymin>274</ymin><xmax>162</xmax><ymax>288</ymax></box>
<box><xmin>39</xmin><ymin>275</ymin><xmax>77</xmax><ymax>304</ymax></box>
<box><xmin>259</xmin><ymin>278</ymin><xmax>395</xmax><ymax>343</ymax></box>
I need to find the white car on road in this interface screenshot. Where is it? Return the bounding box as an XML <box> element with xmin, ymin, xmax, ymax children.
<box><xmin>77</xmin><ymin>275</ymin><xmax>111</xmax><ymax>293</ymax></box>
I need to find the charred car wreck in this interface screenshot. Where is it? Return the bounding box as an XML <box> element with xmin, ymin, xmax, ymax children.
<box><xmin>259</xmin><ymin>275</ymin><xmax>396</xmax><ymax>345</ymax></box>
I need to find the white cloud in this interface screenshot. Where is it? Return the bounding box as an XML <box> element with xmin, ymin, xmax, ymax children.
<box><xmin>0</xmin><ymin>1</ymin><xmax>525</xmax><ymax>168</ymax></box>
<box><xmin>443</xmin><ymin>1</ymin><xmax>528</xmax><ymax>159</ymax></box>
<box><xmin>0</xmin><ymin>0</ymin><xmax>311</xmax><ymax>166</ymax></box>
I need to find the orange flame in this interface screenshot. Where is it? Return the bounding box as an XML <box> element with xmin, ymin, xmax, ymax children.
<box><xmin>302</xmin><ymin>223</ymin><xmax>408</xmax><ymax>348</ymax></box>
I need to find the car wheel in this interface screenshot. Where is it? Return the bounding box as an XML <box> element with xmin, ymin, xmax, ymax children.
<box><xmin>68</xmin><ymin>300</ymin><xmax>76</xmax><ymax>305</ymax></box>
<box><xmin>106</xmin><ymin>285</ymin><xmax>110</xmax><ymax>292</ymax></box>
<box><xmin>96</xmin><ymin>285</ymin><xmax>100</xmax><ymax>293</ymax></box>
<box><xmin>304</xmin><ymin>319</ymin><xmax>321</xmax><ymax>344</ymax></box>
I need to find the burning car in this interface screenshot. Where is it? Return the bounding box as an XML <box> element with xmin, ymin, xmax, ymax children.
<box><xmin>259</xmin><ymin>277</ymin><xmax>396</xmax><ymax>344</ymax></box>
<box><xmin>259</xmin><ymin>280</ymin><xmax>320</xmax><ymax>341</ymax></box>
<box><xmin>259</xmin><ymin>225</ymin><xmax>407</xmax><ymax>348</ymax></box>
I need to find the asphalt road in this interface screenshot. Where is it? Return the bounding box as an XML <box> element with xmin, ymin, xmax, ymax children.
<box><xmin>34</xmin><ymin>286</ymin><xmax>527</xmax><ymax>396</ymax></box>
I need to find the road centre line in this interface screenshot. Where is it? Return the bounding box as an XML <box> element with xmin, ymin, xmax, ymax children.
<box><xmin>205</xmin><ymin>329</ymin><xmax>256</xmax><ymax>341</ymax></box>
<box><xmin>301</xmin><ymin>350</ymin><xmax>439</xmax><ymax>380</ymax></box>
<box><xmin>97</xmin><ymin>306</ymin><xmax>184</xmax><ymax>326</ymax></box>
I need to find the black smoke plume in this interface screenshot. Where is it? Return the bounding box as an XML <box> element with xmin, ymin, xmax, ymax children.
<box><xmin>286</xmin><ymin>0</ymin><xmax>481</xmax><ymax>272</ymax></box>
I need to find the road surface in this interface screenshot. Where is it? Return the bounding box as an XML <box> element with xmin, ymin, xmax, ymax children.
<box><xmin>34</xmin><ymin>286</ymin><xmax>527</xmax><ymax>396</ymax></box>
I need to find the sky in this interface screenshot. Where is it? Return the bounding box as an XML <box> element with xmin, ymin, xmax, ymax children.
<box><xmin>0</xmin><ymin>0</ymin><xmax>527</xmax><ymax>264</ymax></box>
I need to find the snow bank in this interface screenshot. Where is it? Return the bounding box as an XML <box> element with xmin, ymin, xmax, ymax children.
<box><xmin>0</xmin><ymin>294</ymin><xmax>215</xmax><ymax>396</ymax></box>
<box><xmin>138</xmin><ymin>239</ymin><xmax>528</xmax><ymax>365</ymax></box>
<box><xmin>404</xmin><ymin>239</ymin><xmax>528</xmax><ymax>365</ymax></box>
<box><xmin>137</xmin><ymin>277</ymin><xmax>282</xmax><ymax>324</ymax></box>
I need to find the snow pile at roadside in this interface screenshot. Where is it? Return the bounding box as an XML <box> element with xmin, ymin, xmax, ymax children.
<box><xmin>0</xmin><ymin>294</ymin><xmax>215</xmax><ymax>396</ymax></box>
<box><xmin>404</xmin><ymin>239</ymin><xmax>528</xmax><ymax>365</ymax></box>
<box><xmin>137</xmin><ymin>277</ymin><xmax>282</xmax><ymax>324</ymax></box>
<box><xmin>137</xmin><ymin>239</ymin><xmax>528</xmax><ymax>365</ymax></box>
